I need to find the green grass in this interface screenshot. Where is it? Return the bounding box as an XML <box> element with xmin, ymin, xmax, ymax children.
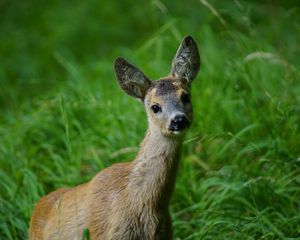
<box><xmin>1</xmin><ymin>0</ymin><xmax>300</xmax><ymax>239</ymax></box>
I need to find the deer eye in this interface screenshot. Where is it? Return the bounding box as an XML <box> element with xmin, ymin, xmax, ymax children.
<box><xmin>181</xmin><ymin>93</ymin><xmax>191</xmax><ymax>104</ymax></box>
<box><xmin>151</xmin><ymin>104</ymin><xmax>161</xmax><ymax>113</ymax></box>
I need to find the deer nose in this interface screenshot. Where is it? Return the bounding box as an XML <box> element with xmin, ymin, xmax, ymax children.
<box><xmin>170</xmin><ymin>115</ymin><xmax>190</xmax><ymax>131</ymax></box>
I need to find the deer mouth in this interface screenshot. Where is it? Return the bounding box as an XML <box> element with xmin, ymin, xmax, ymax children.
<box><xmin>167</xmin><ymin>126</ymin><xmax>190</xmax><ymax>136</ymax></box>
<box><xmin>168</xmin><ymin>118</ymin><xmax>191</xmax><ymax>135</ymax></box>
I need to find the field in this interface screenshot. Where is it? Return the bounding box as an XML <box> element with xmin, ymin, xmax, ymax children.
<box><xmin>0</xmin><ymin>0</ymin><xmax>300</xmax><ymax>239</ymax></box>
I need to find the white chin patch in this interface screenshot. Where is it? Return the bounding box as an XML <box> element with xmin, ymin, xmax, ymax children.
<box><xmin>172</xmin><ymin>131</ymin><xmax>181</xmax><ymax>135</ymax></box>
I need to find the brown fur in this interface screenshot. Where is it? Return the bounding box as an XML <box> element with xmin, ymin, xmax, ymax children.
<box><xmin>29</xmin><ymin>36</ymin><xmax>200</xmax><ymax>240</ymax></box>
<box><xmin>29</xmin><ymin>129</ymin><xmax>181</xmax><ymax>240</ymax></box>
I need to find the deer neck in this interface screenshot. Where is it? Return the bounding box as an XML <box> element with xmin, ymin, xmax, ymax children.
<box><xmin>129</xmin><ymin>124</ymin><xmax>183</xmax><ymax>208</ymax></box>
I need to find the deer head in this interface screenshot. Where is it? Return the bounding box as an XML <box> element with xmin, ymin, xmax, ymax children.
<box><xmin>115</xmin><ymin>36</ymin><xmax>201</xmax><ymax>137</ymax></box>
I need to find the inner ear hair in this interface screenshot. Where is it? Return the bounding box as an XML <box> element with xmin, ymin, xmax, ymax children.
<box><xmin>114</xmin><ymin>57</ymin><xmax>151</xmax><ymax>100</ymax></box>
<box><xmin>171</xmin><ymin>36</ymin><xmax>201</xmax><ymax>83</ymax></box>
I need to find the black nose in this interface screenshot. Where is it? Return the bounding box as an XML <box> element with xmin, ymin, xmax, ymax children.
<box><xmin>170</xmin><ymin>115</ymin><xmax>190</xmax><ymax>131</ymax></box>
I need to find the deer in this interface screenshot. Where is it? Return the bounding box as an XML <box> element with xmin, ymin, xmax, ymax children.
<box><xmin>29</xmin><ymin>36</ymin><xmax>201</xmax><ymax>240</ymax></box>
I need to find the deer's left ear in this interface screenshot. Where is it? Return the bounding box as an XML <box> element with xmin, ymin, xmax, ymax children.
<box><xmin>114</xmin><ymin>57</ymin><xmax>151</xmax><ymax>101</ymax></box>
<box><xmin>171</xmin><ymin>36</ymin><xmax>201</xmax><ymax>84</ymax></box>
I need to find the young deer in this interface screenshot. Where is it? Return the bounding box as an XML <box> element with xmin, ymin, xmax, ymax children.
<box><xmin>29</xmin><ymin>36</ymin><xmax>200</xmax><ymax>240</ymax></box>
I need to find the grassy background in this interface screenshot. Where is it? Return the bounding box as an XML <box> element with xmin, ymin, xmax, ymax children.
<box><xmin>1</xmin><ymin>0</ymin><xmax>300</xmax><ymax>239</ymax></box>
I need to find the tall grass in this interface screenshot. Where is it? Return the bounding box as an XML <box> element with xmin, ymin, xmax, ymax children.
<box><xmin>0</xmin><ymin>1</ymin><xmax>299</xmax><ymax>239</ymax></box>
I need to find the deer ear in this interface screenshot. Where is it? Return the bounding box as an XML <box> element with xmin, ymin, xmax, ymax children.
<box><xmin>171</xmin><ymin>36</ymin><xmax>201</xmax><ymax>83</ymax></box>
<box><xmin>114</xmin><ymin>57</ymin><xmax>151</xmax><ymax>101</ymax></box>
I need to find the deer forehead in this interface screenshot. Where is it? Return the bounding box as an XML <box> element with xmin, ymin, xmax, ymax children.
<box><xmin>147</xmin><ymin>78</ymin><xmax>188</xmax><ymax>103</ymax></box>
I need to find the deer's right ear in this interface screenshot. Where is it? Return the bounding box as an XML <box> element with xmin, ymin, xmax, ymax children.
<box><xmin>114</xmin><ymin>57</ymin><xmax>151</xmax><ymax>101</ymax></box>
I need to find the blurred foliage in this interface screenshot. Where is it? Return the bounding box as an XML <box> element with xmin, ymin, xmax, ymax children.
<box><xmin>0</xmin><ymin>0</ymin><xmax>300</xmax><ymax>239</ymax></box>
